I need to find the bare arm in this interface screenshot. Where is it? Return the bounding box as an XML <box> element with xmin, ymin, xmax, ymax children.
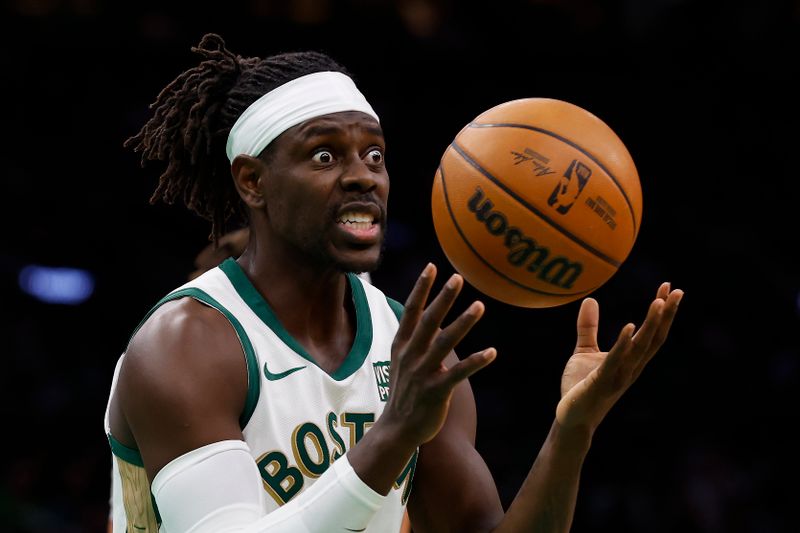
<box><xmin>407</xmin><ymin>353</ymin><xmax>504</xmax><ymax>532</ymax></box>
<box><xmin>111</xmin><ymin>297</ymin><xmax>248</xmax><ymax>481</ymax></box>
<box><xmin>408</xmin><ymin>282</ymin><xmax>684</xmax><ymax>532</ymax></box>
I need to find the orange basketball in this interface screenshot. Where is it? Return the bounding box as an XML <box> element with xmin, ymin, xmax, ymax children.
<box><xmin>431</xmin><ymin>98</ymin><xmax>642</xmax><ymax>308</ymax></box>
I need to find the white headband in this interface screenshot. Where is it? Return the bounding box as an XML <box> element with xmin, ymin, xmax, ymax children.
<box><xmin>225</xmin><ymin>71</ymin><xmax>379</xmax><ymax>162</ymax></box>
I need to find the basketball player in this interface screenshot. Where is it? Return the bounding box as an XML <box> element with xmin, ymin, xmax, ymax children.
<box><xmin>106</xmin><ymin>227</ymin><xmax>387</xmax><ymax>532</ymax></box>
<box><xmin>104</xmin><ymin>33</ymin><xmax>683</xmax><ymax>532</ymax></box>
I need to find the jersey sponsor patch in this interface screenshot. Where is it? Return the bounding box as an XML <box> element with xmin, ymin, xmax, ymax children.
<box><xmin>372</xmin><ymin>361</ymin><xmax>390</xmax><ymax>401</ymax></box>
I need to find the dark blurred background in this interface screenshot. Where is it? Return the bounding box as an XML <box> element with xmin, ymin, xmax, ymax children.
<box><xmin>1</xmin><ymin>0</ymin><xmax>799</xmax><ymax>532</ymax></box>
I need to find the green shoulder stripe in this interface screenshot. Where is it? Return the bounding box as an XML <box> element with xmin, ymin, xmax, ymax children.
<box><xmin>107</xmin><ymin>432</ymin><xmax>143</xmax><ymax>467</ymax></box>
<box><xmin>386</xmin><ymin>296</ymin><xmax>404</xmax><ymax>321</ymax></box>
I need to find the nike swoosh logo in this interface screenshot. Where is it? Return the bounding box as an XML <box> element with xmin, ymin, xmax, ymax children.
<box><xmin>344</xmin><ymin>529</ymin><xmax>366</xmax><ymax>532</ymax></box>
<box><xmin>263</xmin><ymin>362</ymin><xmax>307</xmax><ymax>381</ymax></box>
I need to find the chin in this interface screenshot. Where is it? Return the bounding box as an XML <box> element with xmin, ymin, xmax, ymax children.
<box><xmin>335</xmin><ymin>248</ymin><xmax>383</xmax><ymax>275</ymax></box>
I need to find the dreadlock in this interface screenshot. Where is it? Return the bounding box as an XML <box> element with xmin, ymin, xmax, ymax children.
<box><xmin>124</xmin><ymin>33</ymin><xmax>350</xmax><ymax>242</ymax></box>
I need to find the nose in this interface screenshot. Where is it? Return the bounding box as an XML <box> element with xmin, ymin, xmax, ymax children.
<box><xmin>340</xmin><ymin>156</ymin><xmax>380</xmax><ymax>193</ymax></box>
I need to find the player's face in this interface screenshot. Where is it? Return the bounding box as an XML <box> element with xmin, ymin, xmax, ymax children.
<box><xmin>260</xmin><ymin>111</ymin><xmax>389</xmax><ymax>273</ymax></box>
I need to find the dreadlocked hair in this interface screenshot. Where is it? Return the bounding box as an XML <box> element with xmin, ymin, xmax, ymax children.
<box><xmin>124</xmin><ymin>33</ymin><xmax>350</xmax><ymax>242</ymax></box>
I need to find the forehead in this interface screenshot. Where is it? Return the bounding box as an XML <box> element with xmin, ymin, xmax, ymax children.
<box><xmin>291</xmin><ymin>111</ymin><xmax>383</xmax><ymax>140</ymax></box>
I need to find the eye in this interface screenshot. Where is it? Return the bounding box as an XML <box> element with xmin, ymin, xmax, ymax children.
<box><xmin>366</xmin><ymin>149</ymin><xmax>384</xmax><ymax>165</ymax></box>
<box><xmin>312</xmin><ymin>150</ymin><xmax>334</xmax><ymax>164</ymax></box>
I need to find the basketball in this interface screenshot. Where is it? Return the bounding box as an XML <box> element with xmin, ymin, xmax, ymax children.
<box><xmin>431</xmin><ymin>98</ymin><xmax>642</xmax><ymax>308</ymax></box>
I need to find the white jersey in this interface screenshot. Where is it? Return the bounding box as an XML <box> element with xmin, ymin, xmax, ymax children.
<box><xmin>104</xmin><ymin>258</ymin><xmax>413</xmax><ymax>532</ymax></box>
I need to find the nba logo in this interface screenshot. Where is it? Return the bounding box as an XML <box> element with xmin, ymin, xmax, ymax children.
<box><xmin>547</xmin><ymin>159</ymin><xmax>592</xmax><ymax>215</ymax></box>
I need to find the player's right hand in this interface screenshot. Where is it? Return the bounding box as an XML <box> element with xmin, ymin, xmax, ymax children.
<box><xmin>382</xmin><ymin>263</ymin><xmax>496</xmax><ymax>447</ymax></box>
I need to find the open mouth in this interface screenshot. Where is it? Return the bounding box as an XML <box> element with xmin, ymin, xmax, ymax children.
<box><xmin>334</xmin><ymin>205</ymin><xmax>382</xmax><ymax>244</ymax></box>
<box><xmin>336</xmin><ymin>211</ymin><xmax>376</xmax><ymax>230</ymax></box>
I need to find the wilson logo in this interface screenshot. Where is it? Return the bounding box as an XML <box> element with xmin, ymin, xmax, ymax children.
<box><xmin>467</xmin><ymin>187</ymin><xmax>583</xmax><ymax>289</ymax></box>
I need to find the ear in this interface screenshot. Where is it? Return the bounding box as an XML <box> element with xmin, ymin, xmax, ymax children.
<box><xmin>231</xmin><ymin>155</ymin><xmax>266</xmax><ymax>209</ymax></box>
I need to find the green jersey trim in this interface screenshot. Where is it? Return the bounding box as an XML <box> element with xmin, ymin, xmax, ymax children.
<box><xmin>219</xmin><ymin>258</ymin><xmax>373</xmax><ymax>381</ymax></box>
<box><xmin>107</xmin><ymin>432</ymin><xmax>143</xmax><ymax>467</ymax></box>
<box><xmin>386</xmin><ymin>296</ymin><xmax>404</xmax><ymax>321</ymax></box>
<box><xmin>126</xmin><ymin>286</ymin><xmax>261</xmax><ymax>430</ymax></box>
<box><xmin>107</xmin><ymin>433</ymin><xmax>163</xmax><ymax>526</ymax></box>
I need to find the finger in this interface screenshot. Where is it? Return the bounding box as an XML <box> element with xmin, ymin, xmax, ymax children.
<box><xmin>631</xmin><ymin>288</ymin><xmax>683</xmax><ymax>380</ymax></box>
<box><xmin>600</xmin><ymin>322</ymin><xmax>635</xmax><ymax>375</ymax></box>
<box><xmin>409</xmin><ymin>273</ymin><xmax>465</xmax><ymax>351</ymax></box>
<box><xmin>396</xmin><ymin>263</ymin><xmax>437</xmax><ymax>343</ymax></box>
<box><xmin>438</xmin><ymin>347</ymin><xmax>497</xmax><ymax>389</ymax></box>
<box><xmin>650</xmin><ymin>288</ymin><xmax>683</xmax><ymax>347</ymax></box>
<box><xmin>631</xmin><ymin>296</ymin><xmax>666</xmax><ymax>354</ymax></box>
<box><xmin>632</xmin><ymin>282</ymin><xmax>674</xmax><ymax>353</ymax></box>
<box><xmin>656</xmin><ymin>281</ymin><xmax>671</xmax><ymax>301</ymax></box>
<box><xmin>575</xmin><ymin>297</ymin><xmax>600</xmax><ymax>353</ymax></box>
<box><xmin>423</xmin><ymin>300</ymin><xmax>485</xmax><ymax>369</ymax></box>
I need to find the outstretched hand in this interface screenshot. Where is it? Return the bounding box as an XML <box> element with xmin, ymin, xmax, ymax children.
<box><xmin>384</xmin><ymin>263</ymin><xmax>496</xmax><ymax>447</ymax></box>
<box><xmin>556</xmin><ymin>282</ymin><xmax>683</xmax><ymax>433</ymax></box>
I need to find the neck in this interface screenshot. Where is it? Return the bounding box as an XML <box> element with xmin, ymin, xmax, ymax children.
<box><xmin>236</xmin><ymin>228</ymin><xmax>356</xmax><ymax>373</ymax></box>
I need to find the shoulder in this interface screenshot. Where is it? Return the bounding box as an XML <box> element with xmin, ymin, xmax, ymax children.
<box><xmin>120</xmin><ymin>297</ymin><xmax>246</xmax><ymax>407</ymax></box>
<box><xmin>128</xmin><ymin>296</ymin><xmax>236</xmax><ymax>360</ymax></box>
<box><xmin>113</xmin><ymin>296</ymin><xmax>249</xmax><ymax>478</ymax></box>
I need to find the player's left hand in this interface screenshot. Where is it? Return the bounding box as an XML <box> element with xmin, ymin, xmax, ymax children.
<box><xmin>555</xmin><ymin>282</ymin><xmax>683</xmax><ymax>433</ymax></box>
